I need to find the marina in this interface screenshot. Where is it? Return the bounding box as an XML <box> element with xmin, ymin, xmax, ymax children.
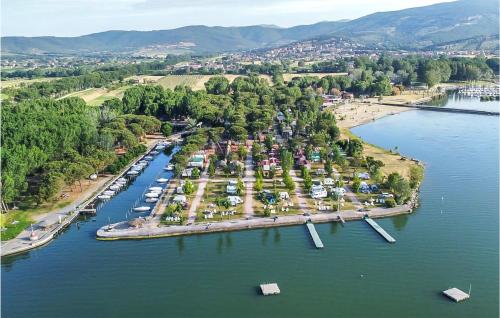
<box><xmin>2</xmin><ymin>96</ymin><xmax>498</xmax><ymax>317</ymax></box>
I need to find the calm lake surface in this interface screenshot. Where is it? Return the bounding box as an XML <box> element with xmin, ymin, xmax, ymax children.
<box><xmin>2</xmin><ymin>97</ymin><xmax>499</xmax><ymax>318</ymax></box>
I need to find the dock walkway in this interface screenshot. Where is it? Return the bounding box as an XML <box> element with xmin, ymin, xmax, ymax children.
<box><xmin>306</xmin><ymin>222</ymin><xmax>324</xmax><ymax>248</ymax></box>
<box><xmin>364</xmin><ymin>217</ymin><xmax>396</xmax><ymax>243</ymax></box>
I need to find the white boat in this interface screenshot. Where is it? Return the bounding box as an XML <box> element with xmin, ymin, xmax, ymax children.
<box><xmin>138</xmin><ymin>160</ymin><xmax>148</xmax><ymax>165</ymax></box>
<box><xmin>164</xmin><ymin>164</ymin><xmax>174</xmax><ymax>171</ymax></box>
<box><xmin>127</xmin><ymin>170</ymin><xmax>139</xmax><ymax>176</ymax></box>
<box><xmin>149</xmin><ymin>187</ymin><xmax>163</xmax><ymax>192</ymax></box>
<box><xmin>156</xmin><ymin>178</ymin><xmax>169</xmax><ymax>183</ymax></box>
<box><xmin>98</xmin><ymin>195</ymin><xmax>111</xmax><ymax>200</ymax></box>
<box><xmin>145</xmin><ymin>192</ymin><xmax>159</xmax><ymax>198</ymax></box>
<box><xmin>144</xmin><ymin>156</ymin><xmax>154</xmax><ymax>161</ymax></box>
<box><xmin>150</xmin><ymin>150</ymin><xmax>159</xmax><ymax>155</ymax></box>
<box><xmin>145</xmin><ymin>198</ymin><xmax>158</xmax><ymax>203</ymax></box>
<box><xmin>103</xmin><ymin>190</ymin><xmax>115</xmax><ymax>196</ymax></box>
<box><xmin>131</xmin><ymin>165</ymin><xmax>143</xmax><ymax>171</ymax></box>
<box><xmin>156</xmin><ymin>145</ymin><xmax>165</xmax><ymax>150</ymax></box>
<box><xmin>133</xmin><ymin>206</ymin><xmax>151</xmax><ymax>212</ymax></box>
<box><xmin>109</xmin><ymin>185</ymin><xmax>121</xmax><ymax>191</ymax></box>
<box><xmin>117</xmin><ymin>178</ymin><xmax>127</xmax><ymax>183</ymax></box>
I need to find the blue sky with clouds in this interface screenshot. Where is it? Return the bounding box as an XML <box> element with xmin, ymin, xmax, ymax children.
<box><xmin>2</xmin><ymin>0</ymin><xmax>453</xmax><ymax>37</ymax></box>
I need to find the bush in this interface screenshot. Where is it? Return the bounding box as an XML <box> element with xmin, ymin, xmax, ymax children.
<box><xmin>385</xmin><ymin>198</ymin><xmax>396</xmax><ymax>208</ymax></box>
<box><xmin>183</xmin><ymin>180</ymin><xmax>195</xmax><ymax>195</ymax></box>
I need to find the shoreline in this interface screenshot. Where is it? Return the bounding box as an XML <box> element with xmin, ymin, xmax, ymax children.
<box><xmin>96</xmin><ymin>203</ymin><xmax>416</xmax><ymax>241</ymax></box>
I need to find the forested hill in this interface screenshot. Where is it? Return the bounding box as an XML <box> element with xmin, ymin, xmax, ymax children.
<box><xmin>2</xmin><ymin>0</ymin><xmax>498</xmax><ymax>54</ymax></box>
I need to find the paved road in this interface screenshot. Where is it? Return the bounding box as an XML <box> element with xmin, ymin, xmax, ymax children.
<box><xmin>289</xmin><ymin>169</ymin><xmax>309</xmax><ymax>211</ymax></box>
<box><xmin>243</xmin><ymin>152</ymin><xmax>255</xmax><ymax>218</ymax></box>
<box><xmin>187</xmin><ymin>167</ymin><xmax>209</xmax><ymax>224</ymax></box>
<box><xmin>98</xmin><ymin>204</ymin><xmax>413</xmax><ymax>240</ymax></box>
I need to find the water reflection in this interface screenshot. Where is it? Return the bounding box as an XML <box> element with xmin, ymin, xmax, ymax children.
<box><xmin>391</xmin><ymin>214</ymin><xmax>409</xmax><ymax>231</ymax></box>
<box><xmin>273</xmin><ymin>228</ymin><xmax>281</xmax><ymax>243</ymax></box>
<box><xmin>216</xmin><ymin>235</ymin><xmax>223</xmax><ymax>254</ymax></box>
<box><xmin>225</xmin><ymin>234</ymin><xmax>232</xmax><ymax>248</ymax></box>
<box><xmin>330</xmin><ymin>222</ymin><xmax>340</xmax><ymax>234</ymax></box>
<box><xmin>177</xmin><ymin>237</ymin><xmax>185</xmax><ymax>255</ymax></box>
<box><xmin>261</xmin><ymin>228</ymin><xmax>269</xmax><ymax>246</ymax></box>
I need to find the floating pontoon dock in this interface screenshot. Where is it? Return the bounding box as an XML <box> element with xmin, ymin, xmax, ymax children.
<box><xmin>442</xmin><ymin>288</ymin><xmax>470</xmax><ymax>302</ymax></box>
<box><xmin>364</xmin><ymin>217</ymin><xmax>396</xmax><ymax>243</ymax></box>
<box><xmin>260</xmin><ymin>283</ymin><xmax>280</xmax><ymax>296</ymax></box>
<box><xmin>306</xmin><ymin>221</ymin><xmax>324</xmax><ymax>248</ymax></box>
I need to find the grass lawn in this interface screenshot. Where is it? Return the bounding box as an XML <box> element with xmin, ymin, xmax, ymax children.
<box><xmin>282</xmin><ymin>72</ymin><xmax>347</xmax><ymax>82</ymax></box>
<box><xmin>157</xmin><ymin>74</ymin><xmax>272</xmax><ymax>91</ymax></box>
<box><xmin>0</xmin><ymin>212</ymin><xmax>32</xmax><ymax>241</ymax></box>
<box><xmin>60</xmin><ymin>86</ymin><xmax>131</xmax><ymax>106</ymax></box>
<box><xmin>0</xmin><ymin>197</ymin><xmax>75</xmax><ymax>241</ymax></box>
<box><xmin>253</xmin><ymin>180</ymin><xmax>301</xmax><ymax>217</ymax></box>
<box><xmin>341</xmin><ymin>128</ymin><xmax>419</xmax><ymax>179</ymax></box>
<box><xmin>195</xmin><ymin>181</ymin><xmax>244</xmax><ymax>222</ymax></box>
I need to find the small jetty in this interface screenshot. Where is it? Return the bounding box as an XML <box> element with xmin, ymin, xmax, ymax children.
<box><xmin>260</xmin><ymin>283</ymin><xmax>280</xmax><ymax>296</ymax></box>
<box><xmin>337</xmin><ymin>215</ymin><xmax>346</xmax><ymax>224</ymax></box>
<box><xmin>306</xmin><ymin>221</ymin><xmax>324</xmax><ymax>248</ymax></box>
<box><xmin>364</xmin><ymin>217</ymin><xmax>396</xmax><ymax>243</ymax></box>
<box><xmin>442</xmin><ymin>287</ymin><xmax>470</xmax><ymax>302</ymax></box>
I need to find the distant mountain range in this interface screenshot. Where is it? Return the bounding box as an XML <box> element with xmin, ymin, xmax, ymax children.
<box><xmin>2</xmin><ymin>0</ymin><xmax>498</xmax><ymax>55</ymax></box>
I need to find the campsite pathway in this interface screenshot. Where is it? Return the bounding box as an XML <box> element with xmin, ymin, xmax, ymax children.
<box><xmin>187</xmin><ymin>167</ymin><xmax>209</xmax><ymax>224</ymax></box>
<box><xmin>243</xmin><ymin>152</ymin><xmax>254</xmax><ymax>218</ymax></box>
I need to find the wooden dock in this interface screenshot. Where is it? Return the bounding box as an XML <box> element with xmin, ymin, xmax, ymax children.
<box><xmin>260</xmin><ymin>283</ymin><xmax>280</xmax><ymax>296</ymax></box>
<box><xmin>364</xmin><ymin>217</ymin><xmax>396</xmax><ymax>243</ymax></box>
<box><xmin>306</xmin><ymin>222</ymin><xmax>324</xmax><ymax>248</ymax></box>
<box><xmin>442</xmin><ymin>287</ymin><xmax>470</xmax><ymax>302</ymax></box>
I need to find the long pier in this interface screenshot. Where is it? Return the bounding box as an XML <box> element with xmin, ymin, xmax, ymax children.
<box><xmin>364</xmin><ymin>217</ymin><xmax>396</xmax><ymax>243</ymax></box>
<box><xmin>381</xmin><ymin>102</ymin><xmax>499</xmax><ymax>116</ymax></box>
<box><xmin>306</xmin><ymin>222</ymin><xmax>324</xmax><ymax>249</ymax></box>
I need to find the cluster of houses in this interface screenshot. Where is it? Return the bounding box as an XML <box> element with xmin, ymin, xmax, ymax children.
<box><xmin>320</xmin><ymin>92</ymin><xmax>354</xmax><ymax>109</ymax></box>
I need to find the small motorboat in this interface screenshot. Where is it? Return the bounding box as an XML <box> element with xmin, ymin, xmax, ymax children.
<box><xmin>133</xmin><ymin>206</ymin><xmax>151</xmax><ymax>212</ymax></box>
<box><xmin>145</xmin><ymin>198</ymin><xmax>158</xmax><ymax>203</ymax></box>
<box><xmin>156</xmin><ymin>178</ymin><xmax>169</xmax><ymax>183</ymax></box>
<box><xmin>145</xmin><ymin>192</ymin><xmax>159</xmax><ymax>198</ymax></box>
<box><xmin>109</xmin><ymin>185</ymin><xmax>121</xmax><ymax>191</ymax></box>
<box><xmin>117</xmin><ymin>178</ymin><xmax>127</xmax><ymax>183</ymax></box>
<box><xmin>150</xmin><ymin>150</ymin><xmax>159</xmax><ymax>155</ymax></box>
<box><xmin>103</xmin><ymin>190</ymin><xmax>115</xmax><ymax>196</ymax></box>
<box><xmin>98</xmin><ymin>195</ymin><xmax>111</xmax><ymax>200</ymax></box>
<box><xmin>127</xmin><ymin>170</ymin><xmax>139</xmax><ymax>176</ymax></box>
<box><xmin>164</xmin><ymin>164</ymin><xmax>174</xmax><ymax>171</ymax></box>
<box><xmin>144</xmin><ymin>156</ymin><xmax>154</xmax><ymax>161</ymax></box>
<box><xmin>131</xmin><ymin>165</ymin><xmax>143</xmax><ymax>171</ymax></box>
<box><xmin>149</xmin><ymin>187</ymin><xmax>163</xmax><ymax>192</ymax></box>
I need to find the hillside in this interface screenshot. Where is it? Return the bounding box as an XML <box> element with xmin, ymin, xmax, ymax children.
<box><xmin>1</xmin><ymin>0</ymin><xmax>498</xmax><ymax>54</ymax></box>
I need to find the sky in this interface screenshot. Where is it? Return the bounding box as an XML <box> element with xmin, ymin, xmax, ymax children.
<box><xmin>1</xmin><ymin>0</ymin><xmax>454</xmax><ymax>37</ymax></box>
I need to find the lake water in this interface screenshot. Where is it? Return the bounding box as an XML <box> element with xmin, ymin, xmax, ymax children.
<box><xmin>2</xmin><ymin>97</ymin><xmax>499</xmax><ymax>318</ymax></box>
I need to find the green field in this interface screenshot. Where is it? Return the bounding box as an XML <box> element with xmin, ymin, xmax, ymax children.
<box><xmin>59</xmin><ymin>86</ymin><xmax>131</xmax><ymax>106</ymax></box>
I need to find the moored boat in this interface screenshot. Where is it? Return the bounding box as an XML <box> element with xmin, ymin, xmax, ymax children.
<box><xmin>133</xmin><ymin>206</ymin><xmax>151</xmax><ymax>212</ymax></box>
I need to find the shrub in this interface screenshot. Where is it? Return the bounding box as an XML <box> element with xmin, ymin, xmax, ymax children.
<box><xmin>385</xmin><ymin>198</ymin><xmax>396</xmax><ymax>208</ymax></box>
